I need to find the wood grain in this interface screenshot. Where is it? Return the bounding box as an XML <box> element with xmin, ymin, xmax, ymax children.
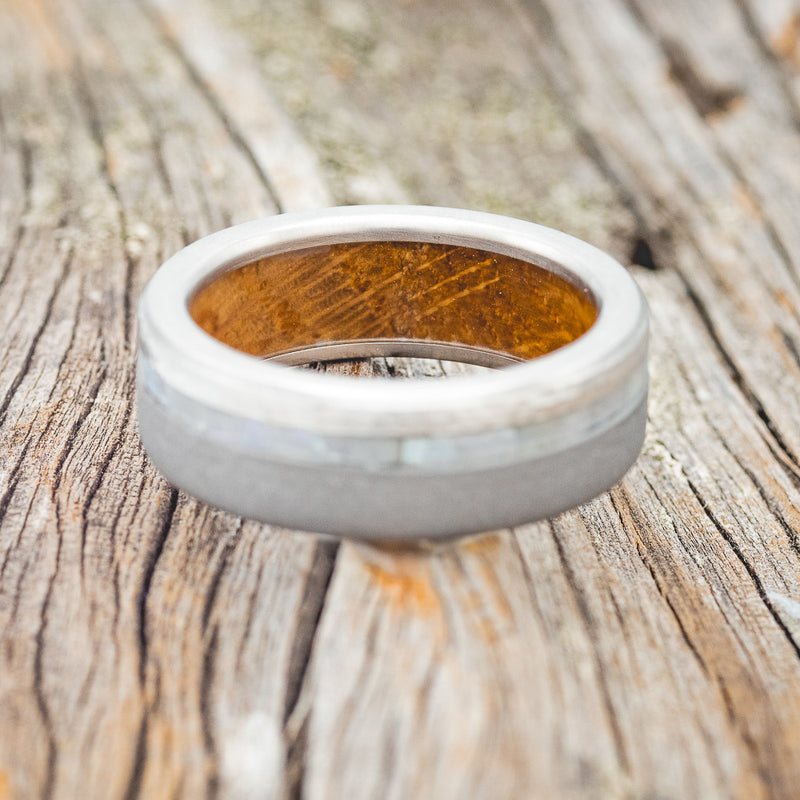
<box><xmin>2</xmin><ymin>0</ymin><xmax>800</xmax><ymax>797</ymax></box>
<box><xmin>189</xmin><ymin>241</ymin><xmax>597</xmax><ymax>360</ymax></box>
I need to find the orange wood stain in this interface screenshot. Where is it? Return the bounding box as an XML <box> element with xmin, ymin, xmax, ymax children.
<box><xmin>7</xmin><ymin>0</ymin><xmax>70</xmax><ymax>68</ymax></box>
<box><xmin>462</xmin><ymin>531</ymin><xmax>503</xmax><ymax>555</ymax></box>
<box><xmin>0</xmin><ymin>770</ymin><xmax>11</xmax><ymax>800</ymax></box>
<box><xmin>773</xmin><ymin>12</ymin><xmax>800</xmax><ymax>68</ymax></box>
<box><xmin>360</xmin><ymin>545</ymin><xmax>442</xmax><ymax>616</ymax></box>
<box><xmin>364</xmin><ymin>561</ymin><xmax>439</xmax><ymax>615</ymax></box>
<box><xmin>191</xmin><ymin>241</ymin><xmax>597</xmax><ymax>363</ymax></box>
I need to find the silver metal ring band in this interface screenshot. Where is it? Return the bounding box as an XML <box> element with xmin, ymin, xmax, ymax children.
<box><xmin>136</xmin><ymin>206</ymin><xmax>649</xmax><ymax>539</ymax></box>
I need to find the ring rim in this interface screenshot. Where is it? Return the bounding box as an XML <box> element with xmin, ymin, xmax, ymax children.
<box><xmin>138</xmin><ymin>205</ymin><xmax>648</xmax><ymax>439</ymax></box>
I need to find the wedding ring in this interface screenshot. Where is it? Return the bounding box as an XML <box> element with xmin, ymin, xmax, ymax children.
<box><xmin>136</xmin><ymin>206</ymin><xmax>648</xmax><ymax>539</ymax></box>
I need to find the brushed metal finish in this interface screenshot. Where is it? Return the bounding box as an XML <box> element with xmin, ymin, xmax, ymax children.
<box><xmin>136</xmin><ymin>206</ymin><xmax>649</xmax><ymax>539</ymax></box>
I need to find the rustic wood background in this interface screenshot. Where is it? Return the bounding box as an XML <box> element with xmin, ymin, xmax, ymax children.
<box><xmin>2</xmin><ymin>0</ymin><xmax>800</xmax><ymax>797</ymax></box>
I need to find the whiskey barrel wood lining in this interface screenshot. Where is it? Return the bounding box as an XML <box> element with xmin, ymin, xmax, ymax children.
<box><xmin>1</xmin><ymin>0</ymin><xmax>799</xmax><ymax>797</ymax></box>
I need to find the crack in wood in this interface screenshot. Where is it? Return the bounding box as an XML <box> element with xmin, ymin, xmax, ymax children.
<box><xmin>512</xmin><ymin>0</ymin><xmax>661</xmax><ymax>253</ymax></box>
<box><xmin>283</xmin><ymin>538</ymin><xmax>340</xmax><ymax>726</ymax></box>
<box><xmin>79</xmin><ymin>402</ymin><xmax>133</xmax><ymax>588</ymax></box>
<box><xmin>716</xmin><ymin>678</ymin><xmax>771</xmax><ymax>789</ymax></box>
<box><xmin>84</xmin><ymin>10</ymin><xmax>193</xmax><ymax>249</ymax></box>
<box><xmin>778</xmin><ymin>327</ymin><xmax>800</xmax><ymax>392</ymax></box>
<box><xmin>46</xmin><ymin>359</ymin><xmax>110</xmax><ymax>587</ymax></box>
<box><xmin>280</xmin><ymin>537</ymin><xmax>340</xmax><ymax>800</ymax></box>
<box><xmin>121</xmin><ymin>712</ymin><xmax>149</xmax><ymax>800</ymax></box>
<box><xmin>716</xmin><ymin>435</ymin><xmax>800</xmax><ymax>564</ymax></box>
<box><xmin>200</xmin><ymin>520</ymin><xmax>243</xmax><ymax>632</ymax></box>
<box><xmin>0</xmin><ymin>139</ymin><xmax>33</xmax><ymax>290</ymax></box>
<box><xmin>49</xmin><ymin>360</ymin><xmax>107</xmax><ymax>511</ymax></box>
<box><xmin>284</xmin><ymin>596</ymin><xmax>384</xmax><ymax>799</ymax></box>
<box><xmin>0</xmin><ymin>439</ymin><xmax>33</xmax><ymax>577</ymax></box>
<box><xmin>197</xmin><ymin>519</ymin><xmax>244</xmax><ymax>798</ymax></box>
<box><xmin>672</xmin><ymin>473</ymin><xmax>791</xmax><ymax>794</ymax></box>
<box><xmin>69</xmin><ymin>56</ymin><xmax>138</xmax><ymax>348</ymax></box>
<box><xmin>32</xmin><ymin>529</ymin><xmax>63</xmax><ymax>800</ymax></box>
<box><xmin>139</xmin><ymin>0</ymin><xmax>285</xmax><ymax>215</ymax></box>
<box><xmin>200</xmin><ymin>625</ymin><xmax>220</xmax><ymax>800</ymax></box>
<box><xmin>118</xmin><ymin>488</ymin><xmax>179</xmax><ymax>800</ymax></box>
<box><xmin>637</xmin><ymin>466</ymin><xmax>761</xmax><ymax>670</ymax></box>
<box><xmin>667</xmin><ymin>352</ymin><xmax>800</xmax><ymax>566</ymax></box>
<box><xmin>2</xmin><ymin>487</ymin><xmax>40</xmax><ymax>634</ymax></box>
<box><xmin>283</xmin><ymin>711</ymin><xmax>310</xmax><ymax>800</ymax></box>
<box><xmin>682</xmin><ymin>280</ymin><xmax>800</xmax><ymax>474</ymax></box>
<box><xmin>232</xmin><ymin>554</ymin><xmax>265</xmax><ymax>677</ymax></box>
<box><xmin>681</xmin><ymin>472</ymin><xmax>800</xmax><ymax>660</ymax></box>
<box><xmin>0</xmin><ymin>246</ymin><xmax>73</xmax><ymax>430</ymax></box>
<box><xmin>137</xmin><ymin>488</ymin><xmax>178</xmax><ymax>686</ymax></box>
<box><xmin>610</xmin><ymin>488</ymin><xmax>712</xmax><ymax>680</ymax></box>
<box><xmin>547</xmin><ymin>521</ymin><xmax>632</xmax><ymax>775</ymax></box>
<box><xmin>668</xmin><ymin>276</ymin><xmax>800</xmax><ymax>504</ymax></box>
<box><xmin>610</xmin><ymin>472</ymin><xmax>775</xmax><ymax>787</ymax></box>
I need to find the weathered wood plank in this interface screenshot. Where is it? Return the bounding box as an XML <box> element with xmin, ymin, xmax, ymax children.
<box><xmin>0</xmin><ymin>0</ymin><xmax>321</xmax><ymax>797</ymax></box>
<box><xmin>215</xmin><ymin>0</ymin><xmax>639</xmax><ymax>259</ymax></box>
<box><xmin>2</xmin><ymin>0</ymin><xmax>800</xmax><ymax>797</ymax></box>
<box><xmin>290</xmin><ymin>272</ymin><xmax>800</xmax><ymax>800</ymax></box>
<box><xmin>144</xmin><ymin>0</ymin><xmax>331</xmax><ymax>212</ymax></box>
<box><xmin>214</xmin><ymin>0</ymin><xmax>800</xmax><ymax>795</ymax></box>
<box><xmin>511</xmin><ymin>0</ymin><xmax>800</xmax><ymax>463</ymax></box>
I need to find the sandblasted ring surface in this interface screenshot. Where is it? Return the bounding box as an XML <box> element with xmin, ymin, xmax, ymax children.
<box><xmin>136</xmin><ymin>206</ymin><xmax>649</xmax><ymax>539</ymax></box>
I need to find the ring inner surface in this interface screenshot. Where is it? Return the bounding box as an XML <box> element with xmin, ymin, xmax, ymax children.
<box><xmin>189</xmin><ymin>241</ymin><xmax>598</xmax><ymax>366</ymax></box>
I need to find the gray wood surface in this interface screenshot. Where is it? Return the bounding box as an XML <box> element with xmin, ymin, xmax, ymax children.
<box><xmin>1</xmin><ymin>0</ymin><xmax>800</xmax><ymax>797</ymax></box>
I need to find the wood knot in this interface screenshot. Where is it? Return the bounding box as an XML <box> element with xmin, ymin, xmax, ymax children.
<box><xmin>664</xmin><ymin>40</ymin><xmax>744</xmax><ymax>120</ymax></box>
